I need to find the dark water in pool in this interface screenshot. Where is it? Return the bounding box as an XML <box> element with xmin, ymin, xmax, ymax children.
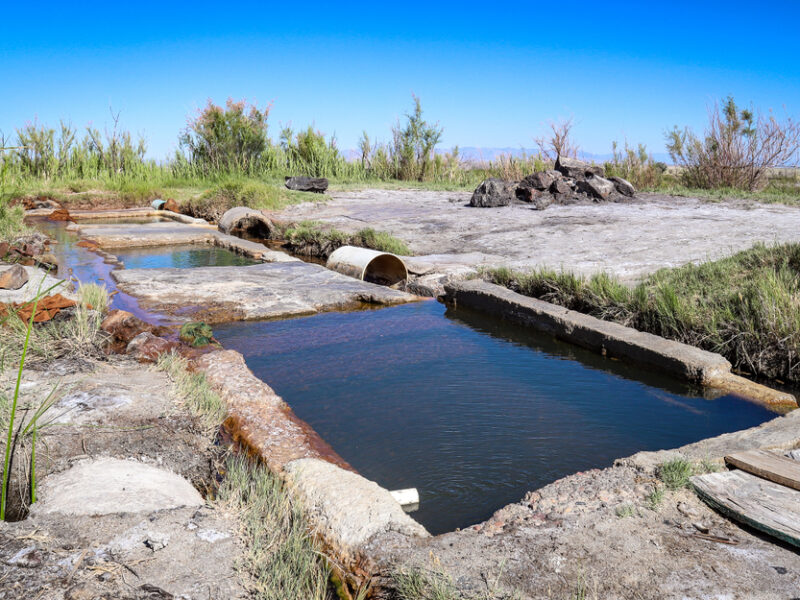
<box><xmin>112</xmin><ymin>245</ymin><xmax>255</xmax><ymax>269</ymax></box>
<box><xmin>213</xmin><ymin>301</ymin><xmax>777</xmax><ymax>534</ymax></box>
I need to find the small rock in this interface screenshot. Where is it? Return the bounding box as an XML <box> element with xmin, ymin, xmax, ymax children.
<box><xmin>550</xmin><ymin>179</ymin><xmax>572</xmax><ymax>195</ymax></box>
<box><xmin>144</xmin><ymin>532</ymin><xmax>170</xmax><ymax>551</ymax></box>
<box><xmin>610</xmin><ymin>176</ymin><xmax>636</xmax><ymax>197</ymax></box>
<box><xmin>285</xmin><ymin>176</ymin><xmax>328</xmax><ymax>193</ymax></box>
<box><xmin>5</xmin><ymin>545</ymin><xmax>42</xmax><ymax>568</ymax></box>
<box><xmin>554</xmin><ymin>155</ymin><xmax>603</xmax><ymax>179</ymax></box>
<box><xmin>677</xmin><ymin>501</ymin><xmax>700</xmax><ymax>518</ymax></box>
<box><xmin>102</xmin><ymin>309</ymin><xmax>164</xmax><ymax>345</ymax></box>
<box><xmin>576</xmin><ymin>174</ymin><xmax>616</xmax><ymax>200</ymax></box>
<box><xmin>0</xmin><ymin>264</ymin><xmax>29</xmax><ymax>290</ymax></box>
<box><xmin>515</xmin><ymin>185</ymin><xmax>543</xmax><ymax>203</ymax></box>
<box><xmin>692</xmin><ymin>522</ymin><xmax>710</xmax><ymax>534</ymax></box>
<box><xmin>126</xmin><ymin>332</ymin><xmax>179</xmax><ymax>362</ymax></box>
<box><xmin>531</xmin><ymin>193</ymin><xmax>554</xmax><ymax>211</ymax></box>
<box><xmin>470</xmin><ymin>178</ymin><xmax>517</xmax><ymax>207</ymax></box>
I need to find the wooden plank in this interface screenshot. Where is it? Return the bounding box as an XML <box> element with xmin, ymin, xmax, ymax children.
<box><xmin>691</xmin><ymin>470</ymin><xmax>800</xmax><ymax>548</ymax></box>
<box><xmin>724</xmin><ymin>449</ymin><xmax>800</xmax><ymax>491</ymax></box>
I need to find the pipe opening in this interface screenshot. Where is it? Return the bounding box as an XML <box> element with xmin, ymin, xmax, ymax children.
<box><xmin>231</xmin><ymin>217</ymin><xmax>273</xmax><ymax>239</ymax></box>
<box><xmin>364</xmin><ymin>254</ymin><xmax>407</xmax><ymax>286</ymax></box>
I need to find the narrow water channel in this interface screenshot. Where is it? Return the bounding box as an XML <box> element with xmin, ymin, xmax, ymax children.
<box><xmin>214</xmin><ymin>300</ymin><xmax>776</xmax><ymax>534</ymax></box>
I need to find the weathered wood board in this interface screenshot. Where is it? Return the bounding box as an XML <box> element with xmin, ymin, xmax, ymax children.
<box><xmin>691</xmin><ymin>470</ymin><xmax>800</xmax><ymax>548</ymax></box>
<box><xmin>725</xmin><ymin>449</ymin><xmax>800</xmax><ymax>491</ymax></box>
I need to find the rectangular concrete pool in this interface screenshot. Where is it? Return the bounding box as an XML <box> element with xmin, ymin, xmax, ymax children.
<box><xmin>213</xmin><ymin>300</ymin><xmax>777</xmax><ymax>534</ymax></box>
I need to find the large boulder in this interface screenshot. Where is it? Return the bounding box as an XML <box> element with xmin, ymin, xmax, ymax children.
<box><xmin>555</xmin><ymin>155</ymin><xmax>603</xmax><ymax>179</ymax></box>
<box><xmin>470</xmin><ymin>178</ymin><xmax>517</xmax><ymax>207</ymax></box>
<box><xmin>0</xmin><ymin>265</ymin><xmax>29</xmax><ymax>290</ymax></box>
<box><xmin>515</xmin><ymin>185</ymin><xmax>544</xmax><ymax>203</ymax></box>
<box><xmin>576</xmin><ymin>173</ymin><xmax>616</xmax><ymax>200</ymax></box>
<box><xmin>218</xmin><ymin>206</ymin><xmax>275</xmax><ymax>238</ymax></box>
<box><xmin>520</xmin><ymin>171</ymin><xmax>556</xmax><ymax>191</ymax></box>
<box><xmin>610</xmin><ymin>176</ymin><xmax>637</xmax><ymax>197</ymax></box>
<box><xmin>285</xmin><ymin>176</ymin><xmax>329</xmax><ymax>193</ymax></box>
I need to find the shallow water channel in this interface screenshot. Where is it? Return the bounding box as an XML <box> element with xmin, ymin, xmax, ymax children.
<box><xmin>214</xmin><ymin>300</ymin><xmax>776</xmax><ymax>534</ymax></box>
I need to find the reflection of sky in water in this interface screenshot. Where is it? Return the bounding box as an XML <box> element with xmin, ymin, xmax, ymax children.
<box><xmin>215</xmin><ymin>301</ymin><xmax>776</xmax><ymax>534</ymax></box>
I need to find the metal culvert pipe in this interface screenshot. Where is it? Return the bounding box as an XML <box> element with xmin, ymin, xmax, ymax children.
<box><xmin>327</xmin><ymin>245</ymin><xmax>408</xmax><ymax>287</ymax></box>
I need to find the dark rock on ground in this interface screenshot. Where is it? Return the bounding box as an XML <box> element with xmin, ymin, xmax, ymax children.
<box><xmin>550</xmin><ymin>179</ymin><xmax>573</xmax><ymax>195</ymax></box>
<box><xmin>576</xmin><ymin>173</ymin><xmax>616</xmax><ymax>200</ymax></box>
<box><xmin>285</xmin><ymin>176</ymin><xmax>329</xmax><ymax>193</ymax></box>
<box><xmin>515</xmin><ymin>185</ymin><xmax>544</xmax><ymax>203</ymax></box>
<box><xmin>555</xmin><ymin>155</ymin><xmax>603</xmax><ymax>179</ymax></box>
<box><xmin>531</xmin><ymin>194</ymin><xmax>555</xmax><ymax>210</ymax></box>
<box><xmin>0</xmin><ymin>264</ymin><xmax>29</xmax><ymax>290</ymax></box>
<box><xmin>520</xmin><ymin>171</ymin><xmax>556</xmax><ymax>191</ymax></box>
<box><xmin>470</xmin><ymin>178</ymin><xmax>517</xmax><ymax>207</ymax></box>
<box><xmin>610</xmin><ymin>176</ymin><xmax>637</xmax><ymax>197</ymax></box>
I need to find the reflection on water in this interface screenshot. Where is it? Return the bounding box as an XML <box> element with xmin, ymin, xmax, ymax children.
<box><xmin>214</xmin><ymin>301</ymin><xmax>777</xmax><ymax>534</ymax></box>
<box><xmin>112</xmin><ymin>245</ymin><xmax>256</xmax><ymax>269</ymax></box>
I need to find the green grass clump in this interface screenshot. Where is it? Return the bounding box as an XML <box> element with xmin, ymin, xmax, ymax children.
<box><xmin>353</xmin><ymin>227</ymin><xmax>411</xmax><ymax>256</ymax></box>
<box><xmin>394</xmin><ymin>567</ymin><xmax>460</xmax><ymax>600</ymax></box>
<box><xmin>615</xmin><ymin>504</ymin><xmax>635</xmax><ymax>518</ymax></box>
<box><xmin>646</xmin><ymin>485</ymin><xmax>664</xmax><ymax>510</ymax></box>
<box><xmin>0</xmin><ymin>198</ymin><xmax>29</xmax><ymax>243</ymax></box>
<box><xmin>657</xmin><ymin>458</ymin><xmax>694</xmax><ymax>490</ymax></box>
<box><xmin>279</xmin><ymin>221</ymin><xmax>410</xmax><ymax>258</ymax></box>
<box><xmin>216</xmin><ymin>456</ymin><xmax>330</xmax><ymax>600</ymax></box>
<box><xmin>156</xmin><ymin>352</ymin><xmax>226</xmax><ymax>428</ymax></box>
<box><xmin>484</xmin><ymin>242</ymin><xmax>800</xmax><ymax>383</ymax></box>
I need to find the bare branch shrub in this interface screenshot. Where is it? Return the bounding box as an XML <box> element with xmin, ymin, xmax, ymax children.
<box><xmin>666</xmin><ymin>97</ymin><xmax>800</xmax><ymax>191</ymax></box>
<box><xmin>534</xmin><ymin>118</ymin><xmax>579</xmax><ymax>161</ymax></box>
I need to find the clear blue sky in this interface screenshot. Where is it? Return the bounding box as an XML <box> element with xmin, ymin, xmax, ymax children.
<box><xmin>2</xmin><ymin>1</ymin><xmax>799</xmax><ymax>160</ymax></box>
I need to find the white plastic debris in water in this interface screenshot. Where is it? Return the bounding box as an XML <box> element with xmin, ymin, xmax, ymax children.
<box><xmin>390</xmin><ymin>488</ymin><xmax>420</xmax><ymax>508</ymax></box>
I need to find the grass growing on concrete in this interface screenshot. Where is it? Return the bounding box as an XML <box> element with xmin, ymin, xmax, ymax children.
<box><xmin>485</xmin><ymin>242</ymin><xmax>800</xmax><ymax>382</ymax></box>
<box><xmin>279</xmin><ymin>220</ymin><xmax>411</xmax><ymax>258</ymax></box>
<box><xmin>156</xmin><ymin>352</ymin><xmax>226</xmax><ymax>428</ymax></box>
<box><xmin>217</xmin><ymin>455</ymin><xmax>331</xmax><ymax>600</ymax></box>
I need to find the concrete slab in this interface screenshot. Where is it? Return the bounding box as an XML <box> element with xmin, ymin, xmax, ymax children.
<box><xmin>113</xmin><ymin>261</ymin><xmax>417</xmax><ymax>322</ymax></box>
<box><xmin>30</xmin><ymin>457</ymin><xmax>204</xmax><ymax>516</ymax></box>
<box><xmin>77</xmin><ymin>220</ymin><xmax>297</xmax><ymax>262</ymax></box>
<box><xmin>274</xmin><ymin>189</ymin><xmax>800</xmax><ymax>283</ymax></box>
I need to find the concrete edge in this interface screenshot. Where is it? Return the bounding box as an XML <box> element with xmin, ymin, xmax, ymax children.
<box><xmin>194</xmin><ymin>350</ymin><xmax>429</xmax><ymax>582</ymax></box>
<box><xmin>443</xmin><ymin>280</ymin><xmax>796</xmax><ymax>409</ymax></box>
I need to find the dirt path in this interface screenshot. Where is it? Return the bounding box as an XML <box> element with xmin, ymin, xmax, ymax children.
<box><xmin>275</xmin><ymin>190</ymin><xmax>800</xmax><ymax>282</ymax></box>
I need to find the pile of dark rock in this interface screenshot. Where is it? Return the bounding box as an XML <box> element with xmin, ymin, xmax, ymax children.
<box><xmin>470</xmin><ymin>156</ymin><xmax>636</xmax><ymax>210</ymax></box>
